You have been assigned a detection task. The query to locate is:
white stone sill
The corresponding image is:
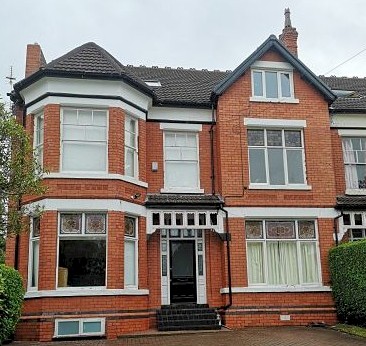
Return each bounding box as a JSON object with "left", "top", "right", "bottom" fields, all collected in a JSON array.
[
  {"left": 220, "top": 286, "right": 331, "bottom": 294},
  {"left": 43, "top": 172, "right": 148, "bottom": 188},
  {"left": 249, "top": 96, "right": 299, "bottom": 104},
  {"left": 25, "top": 288, "right": 149, "bottom": 299},
  {"left": 249, "top": 184, "right": 312, "bottom": 190},
  {"left": 160, "top": 188, "right": 204, "bottom": 194},
  {"left": 345, "top": 189, "right": 366, "bottom": 195}
]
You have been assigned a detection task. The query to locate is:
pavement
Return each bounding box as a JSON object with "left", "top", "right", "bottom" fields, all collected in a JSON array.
[{"left": 12, "top": 327, "right": 366, "bottom": 346}]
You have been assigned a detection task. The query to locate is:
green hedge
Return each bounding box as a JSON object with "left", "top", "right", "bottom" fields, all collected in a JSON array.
[
  {"left": 329, "top": 240, "right": 366, "bottom": 326},
  {"left": 0, "top": 264, "right": 24, "bottom": 343}
]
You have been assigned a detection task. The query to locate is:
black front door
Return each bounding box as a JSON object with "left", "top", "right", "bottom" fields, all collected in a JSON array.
[{"left": 170, "top": 240, "right": 196, "bottom": 304}]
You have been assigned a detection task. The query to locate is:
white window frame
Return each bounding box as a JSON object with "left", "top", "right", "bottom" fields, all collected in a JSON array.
[
  {"left": 246, "top": 219, "right": 322, "bottom": 288},
  {"left": 342, "top": 137, "right": 366, "bottom": 192},
  {"left": 54, "top": 318, "right": 105, "bottom": 338},
  {"left": 56, "top": 212, "right": 108, "bottom": 290},
  {"left": 250, "top": 61, "right": 298, "bottom": 103},
  {"left": 341, "top": 211, "right": 366, "bottom": 241},
  {"left": 247, "top": 127, "right": 309, "bottom": 189},
  {"left": 28, "top": 217, "right": 40, "bottom": 291},
  {"left": 60, "top": 108, "right": 108, "bottom": 173},
  {"left": 124, "top": 216, "right": 138, "bottom": 289},
  {"left": 124, "top": 115, "right": 139, "bottom": 179},
  {"left": 33, "top": 113, "right": 44, "bottom": 169},
  {"left": 162, "top": 131, "right": 203, "bottom": 193}
]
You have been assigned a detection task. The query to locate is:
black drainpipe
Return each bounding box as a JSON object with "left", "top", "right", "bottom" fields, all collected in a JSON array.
[
  {"left": 209, "top": 104, "right": 216, "bottom": 195},
  {"left": 334, "top": 210, "right": 343, "bottom": 246},
  {"left": 218, "top": 205, "right": 233, "bottom": 311}
]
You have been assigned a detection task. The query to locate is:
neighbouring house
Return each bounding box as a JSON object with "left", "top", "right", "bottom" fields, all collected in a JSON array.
[{"left": 6, "top": 9, "right": 365, "bottom": 341}]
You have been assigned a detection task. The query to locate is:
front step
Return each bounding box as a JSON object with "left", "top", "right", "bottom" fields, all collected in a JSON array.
[{"left": 157, "top": 304, "right": 221, "bottom": 331}]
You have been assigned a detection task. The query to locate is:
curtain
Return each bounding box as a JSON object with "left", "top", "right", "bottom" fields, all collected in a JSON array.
[
  {"left": 300, "top": 242, "right": 319, "bottom": 283},
  {"left": 267, "top": 242, "right": 298, "bottom": 285},
  {"left": 247, "top": 242, "right": 264, "bottom": 284},
  {"left": 343, "top": 140, "right": 358, "bottom": 188}
]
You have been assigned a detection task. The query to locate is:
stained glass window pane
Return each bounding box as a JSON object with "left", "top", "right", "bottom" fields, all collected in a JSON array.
[
  {"left": 85, "top": 214, "right": 106, "bottom": 234},
  {"left": 266, "top": 221, "right": 295, "bottom": 239},
  {"left": 125, "top": 217, "right": 136, "bottom": 237},
  {"left": 298, "top": 221, "right": 316, "bottom": 239},
  {"left": 267, "top": 130, "right": 282, "bottom": 146},
  {"left": 247, "top": 130, "right": 264, "bottom": 146},
  {"left": 285, "top": 131, "right": 301, "bottom": 147},
  {"left": 246, "top": 221, "right": 263, "bottom": 239},
  {"left": 60, "top": 214, "right": 82, "bottom": 234}
]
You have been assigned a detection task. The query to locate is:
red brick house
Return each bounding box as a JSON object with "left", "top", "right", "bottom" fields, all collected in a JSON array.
[{"left": 7, "top": 9, "right": 363, "bottom": 341}]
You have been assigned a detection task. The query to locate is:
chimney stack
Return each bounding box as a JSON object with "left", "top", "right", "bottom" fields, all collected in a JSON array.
[
  {"left": 279, "top": 8, "right": 298, "bottom": 56},
  {"left": 25, "top": 43, "right": 46, "bottom": 78}
]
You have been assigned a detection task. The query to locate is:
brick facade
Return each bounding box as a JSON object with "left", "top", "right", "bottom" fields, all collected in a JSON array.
[{"left": 8, "top": 26, "right": 342, "bottom": 341}]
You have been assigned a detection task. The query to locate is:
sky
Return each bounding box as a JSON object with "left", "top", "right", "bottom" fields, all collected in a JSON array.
[{"left": 1, "top": 0, "right": 366, "bottom": 104}]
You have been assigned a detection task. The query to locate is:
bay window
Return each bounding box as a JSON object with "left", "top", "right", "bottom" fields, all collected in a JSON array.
[
  {"left": 164, "top": 132, "right": 200, "bottom": 191},
  {"left": 342, "top": 212, "right": 366, "bottom": 240},
  {"left": 342, "top": 137, "right": 366, "bottom": 189},
  {"left": 248, "top": 128, "right": 306, "bottom": 187},
  {"left": 246, "top": 220, "right": 320, "bottom": 286},
  {"left": 58, "top": 213, "right": 107, "bottom": 288},
  {"left": 61, "top": 109, "right": 107, "bottom": 172},
  {"left": 124, "top": 216, "right": 138, "bottom": 288}
]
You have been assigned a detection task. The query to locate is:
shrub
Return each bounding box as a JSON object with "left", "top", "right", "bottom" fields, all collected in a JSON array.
[
  {"left": 329, "top": 240, "right": 366, "bottom": 326},
  {"left": 0, "top": 264, "right": 24, "bottom": 343}
]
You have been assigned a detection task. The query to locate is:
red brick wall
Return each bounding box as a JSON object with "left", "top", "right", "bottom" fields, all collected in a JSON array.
[
  {"left": 108, "top": 108, "right": 124, "bottom": 174},
  {"left": 331, "top": 129, "right": 346, "bottom": 195},
  {"left": 216, "top": 49, "right": 336, "bottom": 208}
]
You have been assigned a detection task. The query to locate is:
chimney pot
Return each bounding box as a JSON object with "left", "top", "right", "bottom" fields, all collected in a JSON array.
[{"left": 279, "top": 8, "right": 299, "bottom": 56}]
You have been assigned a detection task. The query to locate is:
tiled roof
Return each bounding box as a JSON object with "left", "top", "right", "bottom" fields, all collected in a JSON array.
[
  {"left": 320, "top": 76, "right": 366, "bottom": 112},
  {"left": 13, "top": 41, "right": 366, "bottom": 112},
  {"left": 336, "top": 195, "right": 366, "bottom": 209},
  {"left": 145, "top": 194, "right": 224, "bottom": 208},
  {"left": 124, "top": 65, "right": 229, "bottom": 107}
]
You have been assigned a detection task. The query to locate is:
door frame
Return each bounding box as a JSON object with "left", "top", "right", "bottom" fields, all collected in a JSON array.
[{"left": 160, "top": 229, "right": 207, "bottom": 305}]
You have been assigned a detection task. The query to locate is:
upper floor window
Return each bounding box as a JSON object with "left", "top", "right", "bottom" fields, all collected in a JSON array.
[
  {"left": 34, "top": 113, "right": 44, "bottom": 169},
  {"left": 125, "top": 116, "right": 138, "bottom": 178},
  {"left": 164, "top": 132, "right": 200, "bottom": 191},
  {"left": 250, "top": 61, "right": 297, "bottom": 103},
  {"left": 248, "top": 128, "right": 306, "bottom": 187},
  {"left": 61, "top": 109, "right": 107, "bottom": 172},
  {"left": 342, "top": 137, "right": 366, "bottom": 189}
]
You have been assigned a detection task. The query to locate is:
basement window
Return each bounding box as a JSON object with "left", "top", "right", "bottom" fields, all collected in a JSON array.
[{"left": 55, "top": 318, "right": 105, "bottom": 338}]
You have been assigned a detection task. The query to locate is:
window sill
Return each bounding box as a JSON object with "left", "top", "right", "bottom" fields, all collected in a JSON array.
[
  {"left": 43, "top": 172, "right": 148, "bottom": 188},
  {"left": 345, "top": 189, "right": 366, "bottom": 195},
  {"left": 160, "top": 188, "right": 204, "bottom": 194},
  {"left": 25, "top": 288, "right": 149, "bottom": 298},
  {"left": 249, "top": 96, "right": 299, "bottom": 104},
  {"left": 249, "top": 184, "right": 312, "bottom": 190},
  {"left": 220, "top": 286, "right": 331, "bottom": 294}
]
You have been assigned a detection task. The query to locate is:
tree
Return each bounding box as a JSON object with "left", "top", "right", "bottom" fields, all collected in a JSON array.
[{"left": 0, "top": 101, "right": 45, "bottom": 237}]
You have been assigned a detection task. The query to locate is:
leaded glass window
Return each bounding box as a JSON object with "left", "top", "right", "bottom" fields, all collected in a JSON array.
[
  {"left": 60, "top": 214, "right": 82, "bottom": 234},
  {"left": 86, "top": 214, "right": 106, "bottom": 234},
  {"left": 246, "top": 219, "right": 320, "bottom": 286}
]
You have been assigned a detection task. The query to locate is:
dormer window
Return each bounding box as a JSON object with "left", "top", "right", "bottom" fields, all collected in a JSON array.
[{"left": 250, "top": 61, "right": 298, "bottom": 103}]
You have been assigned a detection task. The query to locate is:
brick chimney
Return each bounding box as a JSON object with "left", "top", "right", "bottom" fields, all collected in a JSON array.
[
  {"left": 279, "top": 8, "right": 298, "bottom": 56},
  {"left": 25, "top": 43, "right": 46, "bottom": 78}
]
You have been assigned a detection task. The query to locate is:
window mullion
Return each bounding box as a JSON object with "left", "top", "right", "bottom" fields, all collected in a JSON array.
[
  {"left": 282, "top": 131, "right": 289, "bottom": 184},
  {"left": 295, "top": 222, "right": 303, "bottom": 285}
]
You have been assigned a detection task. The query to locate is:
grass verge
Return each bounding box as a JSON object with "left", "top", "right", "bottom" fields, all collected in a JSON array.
[{"left": 333, "top": 324, "right": 366, "bottom": 338}]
